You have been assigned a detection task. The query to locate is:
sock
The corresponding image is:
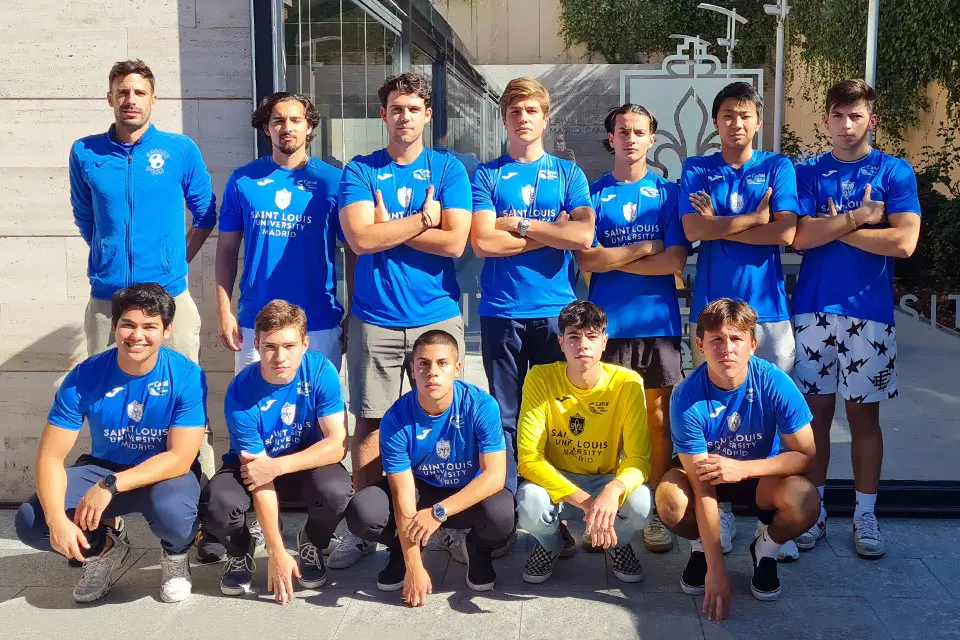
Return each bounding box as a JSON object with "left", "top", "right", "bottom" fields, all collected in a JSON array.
[
  {"left": 754, "top": 525, "right": 782, "bottom": 566},
  {"left": 854, "top": 491, "right": 877, "bottom": 519},
  {"left": 816, "top": 485, "right": 827, "bottom": 520},
  {"left": 690, "top": 538, "right": 703, "bottom": 553}
]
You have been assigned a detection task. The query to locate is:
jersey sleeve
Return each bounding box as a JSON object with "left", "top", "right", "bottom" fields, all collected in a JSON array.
[
  {"left": 438, "top": 155, "right": 472, "bottom": 211},
  {"left": 172, "top": 365, "right": 208, "bottom": 428},
  {"left": 678, "top": 158, "right": 704, "bottom": 216},
  {"left": 765, "top": 366, "right": 813, "bottom": 436},
  {"left": 47, "top": 366, "right": 85, "bottom": 431},
  {"left": 670, "top": 380, "right": 709, "bottom": 455},
  {"left": 885, "top": 159, "right": 922, "bottom": 216},
  {"left": 217, "top": 171, "right": 244, "bottom": 233},
  {"left": 563, "top": 164, "right": 593, "bottom": 211},
  {"left": 516, "top": 367, "right": 579, "bottom": 502},
  {"left": 313, "top": 359, "right": 346, "bottom": 418},
  {"left": 338, "top": 159, "right": 374, "bottom": 207},
  {"left": 662, "top": 182, "right": 690, "bottom": 249},
  {"left": 471, "top": 164, "right": 496, "bottom": 213},
  {"left": 614, "top": 377, "right": 652, "bottom": 502},
  {"left": 224, "top": 380, "right": 266, "bottom": 456},
  {"left": 379, "top": 408, "right": 412, "bottom": 475},
  {"left": 472, "top": 393, "right": 506, "bottom": 454},
  {"left": 795, "top": 161, "right": 818, "bottom": 218},
  {"left": 770, "top": 156, "right": 801, "bottom": 216}
]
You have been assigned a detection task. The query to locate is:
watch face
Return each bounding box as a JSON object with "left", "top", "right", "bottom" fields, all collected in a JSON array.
[{"left": 103, "top": 475, "right": 116, "bottom": 488}]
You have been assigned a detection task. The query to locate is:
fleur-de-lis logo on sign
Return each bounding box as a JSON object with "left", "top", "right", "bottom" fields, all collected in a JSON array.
[{"left": 650, "top": 88, "right": 721, "bottom": 180}]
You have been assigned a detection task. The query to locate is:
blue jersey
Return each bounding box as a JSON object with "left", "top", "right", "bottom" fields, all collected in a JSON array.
[
  {"left": 219, "top": 156, "right": 344, "bottom": 331},
  {"left": 379, "top": 380, "right": 506, "bottom": 489},
  {"left": 339, "top": 148, "right": 471, "bottom": 327},
  {"left": 224, "top": 351, "right": 344, "bottom": 460},
  {"left": 47, "top": 347, "right": 208, "bottom": 466},
  {"left": 587, "top": 172, "right": 689, "bottom": 338},
  {"left": 792, "top": 150, "right": 921, "bottom": 325},
  {"left": 679, "top": 150, "right": 800, "bottom": 323},
  {"left": 671, "top": 357, "right": 811, "bottom": 460},
  {"left": 472, "top": 153, "right": 593, "bottom": 318}
]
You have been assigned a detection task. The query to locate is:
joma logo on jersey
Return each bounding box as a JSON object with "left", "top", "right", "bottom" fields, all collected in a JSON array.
[
  {"left": 622, "top": 202, "right": 638, "bottom": 223},
  {"left": 275, "top": 189, "right": 292, "bottom": 210},
  {"left": 397, "top": 186, "right": 413, "bottom": 208},
  {"left": 435, "top": 439, "right": 451, "bottom": 460},
  {"left": 569, "top": 413, "right": 586, "bottom": 436},
  {"left": 521, "top": 185, "right": 536, "bottom": 207}
]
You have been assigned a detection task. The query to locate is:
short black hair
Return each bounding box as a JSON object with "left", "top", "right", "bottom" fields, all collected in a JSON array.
[
  {"left": 378, "top": 72, "right": 432, "bottom": 109},
  {"left": 109, "top": 59, "right": 155, "bottom": 91},
  {"left": 602, "top": 103, "right": 658, "bottom": 153},
  {"left": 558, "top": 301, "right": 607, "bottom": 334},
  {"left": 412, "top": 329, "right": 459, "bottom": 360},
  {"left": 251, "top": 92, "right": 320, "bottom": 144},
  {"left": 711, "top": 82, "right": 763, "bottom": 120},
  {"left": 111, "top": 283, "right": 176, "bottom": 329}
]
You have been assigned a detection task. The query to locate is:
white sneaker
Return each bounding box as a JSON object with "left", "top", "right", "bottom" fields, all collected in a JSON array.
[
  {"left": 853, "top": 512, "right": 885, "bottom": 559},
  {"left": 642, "top": 514, "right": 674, "bottom": 553},
  {"left": 72, "top": 531, "right": 130, "bottom": 603},
  {"left": 160, "top": 549, "right": 192, "bottom": 603},
  {"left": 436, "top": 528, "right": 468, "bottom": 564},
  {"left": 753, "top": 522, "right": 799, "bottom": 562},
  {"left": 796, "top": 516, "right": 827, "bottom": 550},
  {"left": 327, "top": 532, "right": 375, "bottom": 569},
  {"left": 719, "top": 504, "right": 736, "bottom": 554}
]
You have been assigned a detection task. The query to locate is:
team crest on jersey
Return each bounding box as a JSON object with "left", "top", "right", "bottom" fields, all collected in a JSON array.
[
  {"left": 727, "top": 412, "right": 742, "bottom": 433},
  {"left": 521, "top": 184, "right": 536, "bottom": 206},
  {"left": 413, "top": 168, "right": 431, "bottom": 180},
  {"left": 745, "top": 173, "right": 766, "bottom": 186},
  {"left": 729, "top": 192, "right": 744, "bottom": 213},
  {"left": 622, "top": 202, "right": 638, "bottom": 222},
  {"left": 435, "top": 439, "right": 451, "bottom": 460},
  {"left": 127, "top": 400, "right": 144, "bottom": 423},
  {"left": 860, "top": 165, "right": 879, "bottom": 177},
  {"left": 145, "top": 149, "right": 170, "bottom": 175},
  {"left": 275, "top": 189, "right": 292, "bottom": 210},
  {"left": 569, "top": 413, "right": 586, "bottom": 436},
  {"left": 147, "top": 380, "right": 170, "bottom": 397},
  {"left": 841, "top": 180, "right": 855, "bottom": 199},
  {"left": 538, "top": 169, "right": 558, "bottom": 180},
  {"left": 281, "top": 402, "right": 296, "bottom": 426},
  {"left": 397, "top": 186, "right": 413, "bottom": 208},
  {"left": 639, "top": 186, "right": 659, "bottom": 198}
]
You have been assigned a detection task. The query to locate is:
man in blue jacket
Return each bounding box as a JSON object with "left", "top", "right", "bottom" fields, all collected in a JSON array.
[{"left": 69, "top": 59, "right": 217, "bottom": 361}]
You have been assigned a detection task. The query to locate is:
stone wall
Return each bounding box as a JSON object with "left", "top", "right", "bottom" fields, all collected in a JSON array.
[{"left": 0, "top": 0, "right": 254, "bottom": 502}]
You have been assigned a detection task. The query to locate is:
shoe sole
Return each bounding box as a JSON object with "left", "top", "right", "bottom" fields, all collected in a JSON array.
[
  {"left": 328, "top": 546, "right": 375, "bottom": 570},
  {"left": 643, "top": 539, "right": 674, "bottom": 554},
  {"left": 751, "top": 585, "right": 782, "bottom": 601},
  {"left": 298, "top": 575, "right": 328, "bottom": 589},
  {"left": 376, "top": 580, "right": 404, "bottom": 592},
  {"left": 521, "top": 571, "right": 553, "bottom": 584},
  {"left": 612, "top": 569, "right": 644, "bottom": 584},
  {"left": 73, "top": 542, "right": 131, "bottom": 603},
  {"left": 680, "top": 580, "right": 705, "bottom": 596},
  {"left": 796, "top": 528, "right": 827, "bottom": 551},
  {"left": 219, "top": 582, "right": 253, "bottom": 596},
  {"left": 161, "top": 589, "right": 192, "bottom": 603},
  {"left": 466, "top": 577, "right": 495, "bottom": 592},
  {"left": 855, "top": 548, "right": 885, "bottom": 559}
]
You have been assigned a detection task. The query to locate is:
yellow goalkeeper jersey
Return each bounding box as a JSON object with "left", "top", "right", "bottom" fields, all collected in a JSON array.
[{"left": 517, "top": 361, "right": 651, "bottom": 503}]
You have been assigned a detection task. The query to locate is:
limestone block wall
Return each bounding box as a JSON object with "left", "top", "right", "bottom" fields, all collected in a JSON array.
[{"left": 0, "top": 0, "right": 255, "bottom": 503}]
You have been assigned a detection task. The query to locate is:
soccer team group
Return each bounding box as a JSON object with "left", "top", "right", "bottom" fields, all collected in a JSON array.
[{"left": 12, "top": 59, "right": 921, "bottom": 622}]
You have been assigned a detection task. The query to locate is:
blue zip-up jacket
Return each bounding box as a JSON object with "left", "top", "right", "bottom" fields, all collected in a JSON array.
[{"left": 69, "top": 123, "right": 217, "bottom": 300}]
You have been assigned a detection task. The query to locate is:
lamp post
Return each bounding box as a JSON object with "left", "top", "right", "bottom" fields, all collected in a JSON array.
[
  {"left": 697, "top": 3, "right": 749, "bottom": 78},
  {"left": 764, "top": 0, "right": 790, "bottom": 153},
  {"left": 865, "top": 0, "right": 880, "bottom": 144}
]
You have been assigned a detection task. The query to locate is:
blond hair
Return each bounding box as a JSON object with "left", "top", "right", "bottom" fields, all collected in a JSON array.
[
  {"left": 254, "top": 300, "right": 307, "bottom": 341},
  {"left": 499, "top": 77, "right": 550, "bottom": 120}
]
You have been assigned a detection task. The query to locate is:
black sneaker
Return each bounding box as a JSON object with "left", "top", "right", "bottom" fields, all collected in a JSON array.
[
  {"left": 749, "top": 538, "right": 782, "bottom": 601},
  {"left": 219, "top": 553, "right": 255, "bottom": 596},
  {"left": 297, "top": 530, "right": 328, "bottom": 589},
  {"left": 377, "top": 545, "right": 406, "bottom": 592},
  {"left": 194, "top": 525, "right": 227, "bottom": 565},
  {"left": 522, "top": 542, "right": 559, "bottom": 584},
  {"left": 559, "top": 522, "right": 577, "bottom": 558},
  {"left": 608, "top": 544, "right": 644, "bottom": 583},
  {"left": 69, "top": 517, "right": 130, "bottom": 568},
  {"left": 680, "top": 549, "right": 707, "bottom": 595},
  {"left": 460, "top": 538, "right": 496, "bottom": 592}
]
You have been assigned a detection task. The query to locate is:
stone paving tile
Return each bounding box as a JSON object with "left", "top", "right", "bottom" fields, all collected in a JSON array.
[
  {"left": 0, "top": 587, "right": 173, "bottom": 640},
  {"left": 332, "top": 590, "right": 522, "bottom": 640},
  {"left": 518, "top": 590, "right": 704, "bottom": 640},
  {"left": 827, "top": 518, "right": 960, "bottom": 560},
  {"left": 0, "top": 547, "right": 147, "bottom": 588},
  {"left": 923, "top": 558, "right": 960, "bottom": 598},
  {"left": 869, "top": 597, "right": 960, "bottom": 640},
  {"left": 777, "top": 554, "right": 948, "bottom": 599},
  {"left": 0, "top": 586, "right": 24, "bottom": 603},
  {"left": 699, "top": 595, "right": 892, "bottom": 640}
]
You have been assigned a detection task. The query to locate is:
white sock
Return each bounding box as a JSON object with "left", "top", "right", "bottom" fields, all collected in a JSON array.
[
  {"left": 690, "top": 538, "right": 703, "bottom": 553},
  {"left": 754, "top": 525, "right": 782, "bottom": 566},
  {"left": 854, "top": 492, "right": 877, "bottom": 519},
  {"left": 816, "top": 485, "right": 827, "bottom": 520}
]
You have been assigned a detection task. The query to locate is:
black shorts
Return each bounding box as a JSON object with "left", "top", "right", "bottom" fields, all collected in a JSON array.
[
  {"left": 668, "top": 457, "right": 774, "bottom": 522},
  {"left": 603, "top": 336, "right": 683, "bottom": 389}
]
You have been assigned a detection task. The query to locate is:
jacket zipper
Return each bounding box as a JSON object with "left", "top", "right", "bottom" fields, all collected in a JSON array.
[{"left": 126, "top": 152, "right": 134, "bottom": 286}]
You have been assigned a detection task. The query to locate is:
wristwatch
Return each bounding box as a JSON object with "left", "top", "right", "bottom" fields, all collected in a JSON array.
[
  {"left": 846, "top": 209, "right": 858, "bottom": 230},
  {"left": 431, "top": 503, "right": 448, "bottom": 523},
  {"left": 99, "top": 474, "right": 119, "bottom": 496},
  {"left": 517, "top": 218, "right": 532, "bottom": 238}
]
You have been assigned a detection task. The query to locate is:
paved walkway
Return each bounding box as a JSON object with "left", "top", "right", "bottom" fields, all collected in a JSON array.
[{"left": 1, "top": 510, "right": 959, "bottom": 639}]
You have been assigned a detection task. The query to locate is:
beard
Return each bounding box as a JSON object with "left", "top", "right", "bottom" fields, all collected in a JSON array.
[
  {"left": 116, "top": 108, "right": 148, "bottom": 129},
  {"left": 277, "top": 137, "right": 305, "bottom": 155}
]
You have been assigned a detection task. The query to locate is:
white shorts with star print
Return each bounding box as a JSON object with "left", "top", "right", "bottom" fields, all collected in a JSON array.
[{"left": 791, "top": 312, "right": 898, "bottom": 403}]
